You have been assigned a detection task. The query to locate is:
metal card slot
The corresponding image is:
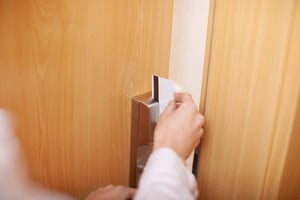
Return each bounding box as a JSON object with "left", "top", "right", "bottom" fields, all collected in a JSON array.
[{"left": 129, "top": 92, "right": 159, "bottom": 187}]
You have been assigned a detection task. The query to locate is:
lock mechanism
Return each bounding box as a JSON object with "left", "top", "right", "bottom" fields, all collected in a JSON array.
[{"left": 129, "top": 92, "right": 159, "bottom": 187}]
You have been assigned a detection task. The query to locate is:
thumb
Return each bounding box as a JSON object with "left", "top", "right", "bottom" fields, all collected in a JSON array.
[{"left": 160, "top": 100, "right": 176, "bottom": 117}]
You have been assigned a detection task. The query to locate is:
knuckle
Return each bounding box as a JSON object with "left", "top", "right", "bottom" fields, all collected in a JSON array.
[
  {"left": 196, "top": 114, "right": 205, "bottom": 125},
  {"left": 185, "top": 93, "right": 194, "bottom": 103},
  {"left": 199, "top": 128, "right": 204, "bottom": 137},
  {"left": 105, "top": 184, "right": 114, "bottom": 189},
  {"left": 115, "top": 185, "right": 124, "bottom": 190},
  {"left": 180, "top": 93, "right": 192, "bottom": 102},
  {"left": 193, "top": 135, "right": 201, "bottom": 146},
  {"left": 185, "top": 101, "right": 196, "bottom": 112},
  {"left": 185, "top": 93, "right": 192, "bottom": 99}
]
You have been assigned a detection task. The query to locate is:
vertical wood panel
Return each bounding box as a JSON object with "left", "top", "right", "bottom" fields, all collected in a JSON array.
[
  {"left": 198, "top": 0, "right": 300, "bottom": 199},
  {"left": 0, "top": 0, "right": 173, "bottom": 197},
  {"left": 276, "top": 95, "right": 300, "bottom": 200}
]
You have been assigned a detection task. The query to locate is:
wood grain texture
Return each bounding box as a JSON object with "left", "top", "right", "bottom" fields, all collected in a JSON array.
[
  {"left": 0, "top": 0, "right": 173, "bottom": 198},
  {"left": 277, "top": 94, "right": 300, "bottom": 200},
  {"left": 198, "top": 0, "right": 300, "bottom": 199}
]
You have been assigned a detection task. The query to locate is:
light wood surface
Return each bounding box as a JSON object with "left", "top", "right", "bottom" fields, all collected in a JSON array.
[
  {"left": 0, "top": 0, "right": 173, "bottom": 198},
  {"left": 198, "top": 0, "right": 300, "bottom": 199},
  {"left": 277, "top": 95, "right": 300, "bottom": 200}
]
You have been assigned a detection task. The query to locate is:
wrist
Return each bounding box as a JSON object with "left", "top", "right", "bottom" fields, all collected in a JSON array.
[{"left": 152, "top": 145, "right": 186, "bottom": 164}]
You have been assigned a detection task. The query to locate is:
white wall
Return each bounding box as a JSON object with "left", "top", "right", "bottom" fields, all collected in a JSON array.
[
  {"left": 168, "top": 0, "right": 210, "bottom": 170},
  {"left": 169, "top": 0, "right": 210, "bottom": 108}
]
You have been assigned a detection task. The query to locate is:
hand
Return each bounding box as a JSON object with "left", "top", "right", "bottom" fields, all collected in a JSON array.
[
  {"left": 153, "top": 93, "right": 204, "bottom": 160},
  {"left": 85, "top": 185, "right": 136, "bottom": 200}
]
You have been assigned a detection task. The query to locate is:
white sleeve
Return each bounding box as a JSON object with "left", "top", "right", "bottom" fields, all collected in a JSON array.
[{"left": 134, "top": 148, "right": 198, "bottom": 200}]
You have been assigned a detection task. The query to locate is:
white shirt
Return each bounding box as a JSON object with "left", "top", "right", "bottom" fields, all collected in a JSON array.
[
  {"left": 0, "top": 110, "right": 73, "bottom": 200},
  {"left": 0, "top": 109, "right": 198, "bottom": 200},
  {"left": 134, "top": 148, "right": 198, "bottom": 200}
]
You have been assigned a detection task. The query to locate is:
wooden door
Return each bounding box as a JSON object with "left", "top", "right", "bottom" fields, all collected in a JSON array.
[
  {"left": 0, "top": 1, "right": 173, "bottom": 198},
  {"left": 198, "top": 0, "right": 300, "bottom": 199}
]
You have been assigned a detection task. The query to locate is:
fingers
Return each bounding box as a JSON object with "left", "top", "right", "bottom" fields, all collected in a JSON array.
[
  {"left": 154, "top": 92, "right": 205, "bottom": 160},
  {"left": 191, "top": 114, "right": 204, "bottom": 152},
  {"left": 195, "top": 114, "right": 205, "bottom": 128},
  {"left": 160, "top": 93, "right": 195, "bottom": 119},
  {"left": 174, "top": 93, "right": 197, "bottom": 114},
  {"left": 120, "top": 187, "right": 136, "bottom": 199},
  {"left": 195, "top": 114, "right": 205, "bottom": 139},
  {"left": 110, "top": 185, "right": 136, "bottom": 200},
  {"left": 199, "top": 128, "right": 204, "bottom": 137},
  {"left": 160, "top": 100, "right": 176, "bottom": 117},
  {"left": 167, "top": 93, "right": 196, "bottom": 113},
  {"left": 174, "top": 93, "right": 193, "bottom": 104},
  {"left": 192, "top": 128, "right": 204, "bottom": 151},
  {"left": 102, "top": 184, "right": 114, "bottom": 191},
  {"left": 86, "top": 185, "right": 136, "bottom": 200}
]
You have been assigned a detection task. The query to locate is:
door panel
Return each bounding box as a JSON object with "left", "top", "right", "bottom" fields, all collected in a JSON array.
[
  {"left": 0, "top": 0, "right": 173, "bottom": 197},
  {"left": 198, "top": 0, "right": 300, "bottom": 199}
]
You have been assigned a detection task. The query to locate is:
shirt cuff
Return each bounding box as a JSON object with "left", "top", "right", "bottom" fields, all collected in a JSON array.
[{"left": 138, "top": 147, "right": 199, "bottom": 198}]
